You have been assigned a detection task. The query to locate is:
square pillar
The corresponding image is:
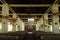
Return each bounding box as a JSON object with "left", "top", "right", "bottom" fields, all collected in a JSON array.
[
  {"left": 16, "top": 17, "right": 22, "bottom": 31},
  {"left": 52, "top": 14, "right": 59, "bottom": 33},
  {"left": 36, "top": 21, "right": 40, "bottom": 31},
  {"left": 39, "top": 17, "right": 44, "bottom": 31},
  {"left": 12, "top": 22, "right": 16, "bottom": 32},
  {"left": 12, "top": 13, "right": 17, "bottom": 32},
  {"left": 52, "top": 4, "right": 59, "bottom": 33},
  {"left": 43, "top": 13, "right": 49, "bottom": 32},
  {"left": 2, "top": 3, "right": 9, "bottom": 33}
]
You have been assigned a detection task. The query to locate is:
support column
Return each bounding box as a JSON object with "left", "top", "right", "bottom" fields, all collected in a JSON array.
[
  {"left": 16, "top": 17, "right": 21, "bottom": 31},
  {"left": 21, "top": 22, "right": 25, "bottom": 31},
  {"left": 43, "top": 13, "right": 49, "bottom": 32},
  {"left": 12, "top": 13, "right": 17, "bottom": 32},
  {"left": 39, "top": 16, "right": 44, "bottom": 31},
  {"left": 52, "top": 14, "right": 59, "bottom": 33},
  {"left": 52, "top": 4, "right": 59, "bottom": 33},
  {"left": 2, "top": 3, "right": 9, "bottom": 33},
  {"left": 12, "top": 22, "right": 16, "bottom": 31},
  {"left": 36, "top": 21, "right": 40, "bottom": 31}
]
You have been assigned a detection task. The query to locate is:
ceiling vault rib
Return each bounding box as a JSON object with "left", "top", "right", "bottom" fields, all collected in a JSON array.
[
  {"left": 0, "top": 0, "right": 16, "bottom": 13},
  {"left": 44, "top": 0, "right": 60, "bottom": 14}
]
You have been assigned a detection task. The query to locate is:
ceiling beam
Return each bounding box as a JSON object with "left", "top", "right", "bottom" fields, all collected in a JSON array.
[
  {"left": 21, "top": 18, "right": 39, "bottom": 19},
  {"left": 6, "top": 13, "right": 60, "bottom": 15},
  {"left": 21, "top": 18, "right": 52, "bottom": 19},
  {"left": 9, "top": 4, "right": 51, "bottom": 7},
  {"left": 8, "top": 17, "right": 52, "bottom": 20},
  {"left": 0, "top": 4, "right": 60, "bottom": 7},
  {"left": 0, "top": 13, "right": 55, "bottom": 16},
  {"left": 0, "top": 13, "right": 60, "bottom": 16},
  {"left": 24, "top": 22, "right": 36, "bottom": 23},
  {"left": 0, "top": 13, "right": 53, "bottom": 15},
  {"left": 0, "top": 4, "right": 51, "bottom": 7}
]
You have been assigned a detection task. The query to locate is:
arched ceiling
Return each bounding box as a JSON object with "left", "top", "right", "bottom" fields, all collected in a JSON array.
[{"left": 0, "top": 0, "right": 60, "bottom": 25}]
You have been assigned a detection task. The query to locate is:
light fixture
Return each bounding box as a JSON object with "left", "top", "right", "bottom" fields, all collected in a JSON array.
[{"left": 28, "top": 18, "right": 34, "bottom": 22}]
